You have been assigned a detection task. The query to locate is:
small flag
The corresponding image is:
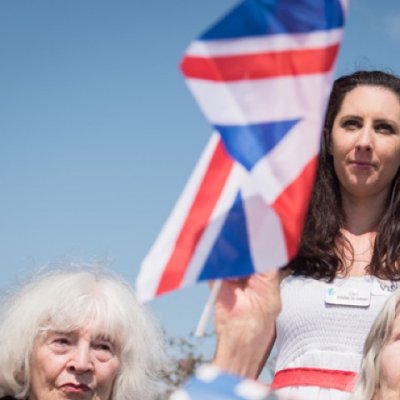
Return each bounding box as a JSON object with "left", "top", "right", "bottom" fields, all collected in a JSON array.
[
  {"left": 170, "top": 364, "right": 272, "bottom": 400},
  {"left": 136, "top": 0, "right": 348, "bottom": 301}
]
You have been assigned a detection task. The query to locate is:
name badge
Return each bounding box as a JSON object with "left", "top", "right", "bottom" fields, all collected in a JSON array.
[
  {"left": 371, "top": 279, "right": 400, "bottom": 296},
  {"left": 325, "top": 285, "right": 371, "bottom": 307}
]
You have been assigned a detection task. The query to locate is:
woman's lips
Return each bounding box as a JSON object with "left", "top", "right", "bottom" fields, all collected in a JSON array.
[
  {"left": 60, "top": 383, "right": 91, "bottom": 393},
  {"left": 349, "top": 160, "right": 375, "bottom": 170}
]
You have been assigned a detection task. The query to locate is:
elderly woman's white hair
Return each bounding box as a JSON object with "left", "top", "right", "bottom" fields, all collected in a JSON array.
[
  {"left": 0, "top": 265, "right": 167, "bottom": 400},
  {"left": 351, "top": 288, "right": 400, "bottom": 400}
]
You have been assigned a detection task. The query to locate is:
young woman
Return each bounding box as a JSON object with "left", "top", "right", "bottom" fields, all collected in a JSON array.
[{"left": 213, "top": 70, "right": 400, "bottom": 400}]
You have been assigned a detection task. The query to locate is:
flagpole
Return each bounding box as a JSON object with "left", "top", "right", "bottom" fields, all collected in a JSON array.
[{"left": 194, "top": 280, "right": 222, "bottom": 337}]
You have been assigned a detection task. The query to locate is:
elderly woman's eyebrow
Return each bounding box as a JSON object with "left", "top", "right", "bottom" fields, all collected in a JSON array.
[{"left": 94, "top": 336, "right": 112, "bottom": 342}]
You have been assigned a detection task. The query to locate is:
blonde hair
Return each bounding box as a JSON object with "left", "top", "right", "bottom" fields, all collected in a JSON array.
[
  {"left": 0, "top": 265, "right": 167, "bottom": 400},
  {"left": 351, "top": 289, "right": 400, "bottom": 400}
]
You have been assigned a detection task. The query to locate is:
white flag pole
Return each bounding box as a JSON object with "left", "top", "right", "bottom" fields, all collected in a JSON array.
[{"left": 194, "top": 280, "right": 222, "bottom": 337}]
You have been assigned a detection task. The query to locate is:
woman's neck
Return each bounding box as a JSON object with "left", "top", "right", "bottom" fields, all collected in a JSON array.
[
  {"left": 340, "top": 191, "right": 385, "bottom": 276},
  {"left": 341, "top": 189, "right": 385, "bottom": 235}
]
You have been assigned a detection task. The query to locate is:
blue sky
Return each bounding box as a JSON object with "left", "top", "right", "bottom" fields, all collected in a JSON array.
[{"left": 1, "top": 0, "right": 400, "bottom": 360}]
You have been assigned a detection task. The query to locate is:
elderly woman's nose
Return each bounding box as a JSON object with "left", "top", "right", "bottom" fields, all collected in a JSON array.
[{"left": 67, "top": 343, "right": 94, "bottom": 373}]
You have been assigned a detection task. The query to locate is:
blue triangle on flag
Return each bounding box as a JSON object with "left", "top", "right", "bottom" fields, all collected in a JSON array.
[
  {"left": 215, "top": 118, "right": 299, "bottom": 171},
  {"left": 199, "top": 0, "right": 344, "bottom": 39},
  {"left": 198, "top": 192, "right": 254, "bottom": 281}
]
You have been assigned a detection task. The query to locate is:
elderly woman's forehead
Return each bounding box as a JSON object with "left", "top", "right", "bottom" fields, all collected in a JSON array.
[{"left": 39, "top": 322, "right": 118, "bottom": 341}]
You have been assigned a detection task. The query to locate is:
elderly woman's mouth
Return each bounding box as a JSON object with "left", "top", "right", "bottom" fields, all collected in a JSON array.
[{"left": 60, "top": 383, "right": 92, "bottom": 393}]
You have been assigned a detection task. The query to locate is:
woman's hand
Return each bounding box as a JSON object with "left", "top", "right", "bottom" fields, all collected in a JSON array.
[{"left": 212, "top": 269, "right": 285, "bottom": 379}]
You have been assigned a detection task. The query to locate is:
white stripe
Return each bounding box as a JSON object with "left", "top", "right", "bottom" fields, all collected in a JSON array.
[
  {"left": 185, "top": 73, "right": 334, "bottom": 125},
  {"left": 185, "top": 29, "right": 343, "bottom": 57},
  {"left": 182, "top": 163, "right": 247, "bottom": 286},
  {"left": 196, "top": 364, "right": 221, "bottom": 382},
  {"left": 243, "top": 197, "right": 289, "bottom": 272},
  {"left": 135, "top": 134, "right": 220, "bottom": 302},
  {"left": 339, "top": 0, "right": 350, "bottom": 18},
  {"left": 169, "top": 390, "right": 191, "bottom": 400},
  {"left": 252, "top": 112, "right": 325, "bottom": 204},
  {"left": 234, "top": 379, "right": 269, "bottom": 400}
]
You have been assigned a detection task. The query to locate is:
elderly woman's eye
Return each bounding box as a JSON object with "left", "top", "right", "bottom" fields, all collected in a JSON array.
[
  {"left": 52, "top": 336, "right": 71, "bottom": 346},
  {"left": 93, "top": 341, "right": 113, "bottom": 353}
]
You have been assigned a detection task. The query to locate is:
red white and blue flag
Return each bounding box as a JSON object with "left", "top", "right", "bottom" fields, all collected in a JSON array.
[{"left": 136, "top": 0, "right": 349, "bottom": 302}]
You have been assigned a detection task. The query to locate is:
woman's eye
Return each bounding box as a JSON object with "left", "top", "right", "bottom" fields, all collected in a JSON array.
[
  {"left": 92, "top": 342, "right": 115, "bottom": 361},
  {"left": 342, "top": 119, "right": 360, "bottom": 130},
  {"left": 93, "top": 342, "right": 113, "bottom": 353},
  {"left": 52, "top": 337, "right": 71, "bottom": 346},
  {"left": 375, "top": 123, "right": 395, "bottom": 134},
  {"left": 95, "top": 343, "right": 110, "bottom": 351}
]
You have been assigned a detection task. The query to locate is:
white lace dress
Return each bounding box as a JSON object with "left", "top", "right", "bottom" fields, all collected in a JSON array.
[{"left": 272, "top": 275, "right": 399, "bottom": 400}]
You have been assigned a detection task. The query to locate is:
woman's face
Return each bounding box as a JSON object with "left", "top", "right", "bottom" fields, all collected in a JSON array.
[
  {"left": 29, "top": 326, "right": 120, "bottom": 400},
  {"left": 330, "top": 85, "right": 400, "bottom": 200},
  {"left": 376, "top": 312, "right": 400, "bottom": 399}
]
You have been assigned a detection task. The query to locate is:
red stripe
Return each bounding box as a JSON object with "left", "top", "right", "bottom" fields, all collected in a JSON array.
[
  {"left": 181, "top": 44, "right": 339, "bottom": 82},
  {"left": 271, "top": 157, "right": 318, "bottom": 260},
  {"left": 272, "top": 367, "right": 357, "bottom": 392},
  {"left": 156, "top": 140, "right": 234, "bottom": 296}
]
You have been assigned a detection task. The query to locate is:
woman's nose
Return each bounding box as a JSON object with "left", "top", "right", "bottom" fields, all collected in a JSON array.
[
  {"left": 355, "top": 126, "right": 373, "bottom": 153},
  {"left": 67, "top": 344, "right": 94, "bottom": 373}
]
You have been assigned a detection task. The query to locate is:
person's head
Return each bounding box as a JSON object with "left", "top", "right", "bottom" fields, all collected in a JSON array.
[
  {"left": 352, "top": 289, "right": 400, "bottom": 400},
  {"left": 322, "top": 70, "right": 400, "bottom": 201},
  {"left": 0, "top": 265, "right": 166, "bottom": 400},
  {"left": 324, "top": 71, "right": 400, "bottom": 139},
  {"left": 291, "top": 70, "right": 400, "bottom": 280}
]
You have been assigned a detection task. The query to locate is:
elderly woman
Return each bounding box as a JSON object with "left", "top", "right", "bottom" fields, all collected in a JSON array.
[
  {"left": 352, "top": 288, "right": 400, "bottom": 400},
  {"left": 0, "top": 266, "right": 166, "bottom": 400}
]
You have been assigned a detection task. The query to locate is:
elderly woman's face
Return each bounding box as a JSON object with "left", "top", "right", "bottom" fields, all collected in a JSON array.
[
  {"left": 376, "top": 313, "right": 400, "bottom": 399},
  {"left": 29, "top": 326, "right": 120, "bottom": 400}
]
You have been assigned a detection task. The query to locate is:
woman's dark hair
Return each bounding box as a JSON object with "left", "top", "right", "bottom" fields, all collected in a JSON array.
[{"left": 289, "top": 70, "right": 400, "bottom": 280}]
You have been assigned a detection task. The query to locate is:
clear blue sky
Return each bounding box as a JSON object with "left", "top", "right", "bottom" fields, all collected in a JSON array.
[{"left": 1, "top": 0, "right": 400, "bottom": 358}]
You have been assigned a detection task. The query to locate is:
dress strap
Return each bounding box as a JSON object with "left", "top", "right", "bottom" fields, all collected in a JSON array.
[{"left": 271, "top": 367, "right": 357, "bottom": 392}]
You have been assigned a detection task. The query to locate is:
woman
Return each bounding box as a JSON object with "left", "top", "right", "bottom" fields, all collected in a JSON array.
[
  {"left": 351, "top": 288, "right": 400, "bottom": 400},
  {"left": 213, "top": 70, "right": 400, "bottom": 399},
  {"left": 0, "top": 266, "right": 166, "bottom": 400}
]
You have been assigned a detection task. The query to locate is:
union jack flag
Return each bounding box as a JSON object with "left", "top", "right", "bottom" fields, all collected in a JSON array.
[{"left": 136, "top": 0, "right": 348, "bottom": 301}]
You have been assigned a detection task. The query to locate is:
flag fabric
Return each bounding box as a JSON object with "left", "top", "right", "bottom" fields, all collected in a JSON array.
[
  {"left": 169, "top": 364, "right": 273, "bottom": 400},
  {"left": 136, "top": 0, "right": 349, "bottom": 301}
]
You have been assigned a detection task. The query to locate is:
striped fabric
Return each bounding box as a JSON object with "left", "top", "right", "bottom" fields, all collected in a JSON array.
[{"left": 136, "top": 0, "right": 348, "bottom": 301}]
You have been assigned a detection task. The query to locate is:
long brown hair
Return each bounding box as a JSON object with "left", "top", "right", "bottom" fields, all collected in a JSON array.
[{"left": 289, "top": 70, "right": 400, "bottom": 280}]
